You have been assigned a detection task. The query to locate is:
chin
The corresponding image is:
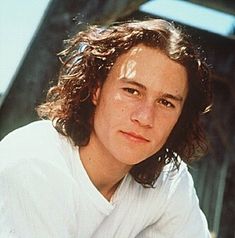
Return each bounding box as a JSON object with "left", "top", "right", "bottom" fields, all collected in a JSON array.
[{"left": 116, "top": 153, "right": 150, "bottom": 166}]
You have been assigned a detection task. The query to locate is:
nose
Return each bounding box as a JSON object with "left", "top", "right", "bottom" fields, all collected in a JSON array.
[{"left": 130, "top": 102, "right": 154, "bottom": 128}]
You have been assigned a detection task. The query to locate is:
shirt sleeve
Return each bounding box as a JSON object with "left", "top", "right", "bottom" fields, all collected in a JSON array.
[{"left": 136, "top": 168, "right": 211, "bottom": 238}]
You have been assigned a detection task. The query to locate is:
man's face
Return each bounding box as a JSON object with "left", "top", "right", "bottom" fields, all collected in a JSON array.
[{"left": 90, "top": 44, "right": 188, "bottom": 166}]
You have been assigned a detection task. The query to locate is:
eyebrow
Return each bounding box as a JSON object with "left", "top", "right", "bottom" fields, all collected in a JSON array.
[
  {"left": 120, "top": 77, "right": 184, "bottom": 102},
  {"left": 120, "top": 77, "right": 147, "bottom": 90},
  {"left": 162, "top": 93, "right": 183, "bottom": 102}
]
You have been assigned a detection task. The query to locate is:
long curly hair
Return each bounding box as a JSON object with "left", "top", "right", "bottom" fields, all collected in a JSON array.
[{"left": 37, "top": 19, "right": 212, "bottom": 187}]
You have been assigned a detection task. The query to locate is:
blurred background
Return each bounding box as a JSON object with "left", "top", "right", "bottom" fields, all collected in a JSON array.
[{"left": 0, "top": 0, "right": 234, "bottom": 237}]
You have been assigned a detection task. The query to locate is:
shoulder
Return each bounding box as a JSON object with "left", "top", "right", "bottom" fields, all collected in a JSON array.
[
  {"left": 155, "top": 161, "right": 198, "bottom": 214},
  {"left": 161, "top": 160, "right": 194, "bottom": 196},
  {"left": 0, "top": 120, "right": 56, "bottom": 161},
  {"left": 0, "top": 120, "right": 73, "bottom": 173},
  {"left": 126, "top": 161, "right": 197, "bottom": 216},
  {"left": 129, "top": 162, "right": 210, "bottom": 237},
  {"left": 0, "top": 120, "right": 78, "bottom": 199},
  {"left": 129, "top": 160, "right": 192, "bottom": 200},
  {"left": 1, "top": 120, "right": 57, "bottom": 146},
  {"left": 154, "top": 162, "right": 209, "bottom": 236}
]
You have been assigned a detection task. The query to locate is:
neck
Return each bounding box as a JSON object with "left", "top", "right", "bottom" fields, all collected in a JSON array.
[{"left": 79, "top": 134, "right": 131, "bottom": 201}]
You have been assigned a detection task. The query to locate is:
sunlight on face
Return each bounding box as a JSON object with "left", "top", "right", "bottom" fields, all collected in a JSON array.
[
  {"left": 119, "top": 47, "right": 143, "bottom": 80},
  {"left": 120, "top": 60, "right": 137, "bottom": 79}
]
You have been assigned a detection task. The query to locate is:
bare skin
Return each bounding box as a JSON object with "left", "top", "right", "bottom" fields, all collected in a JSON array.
[{"left": 79, "top": 44, "right": 188, "bottom": 201}]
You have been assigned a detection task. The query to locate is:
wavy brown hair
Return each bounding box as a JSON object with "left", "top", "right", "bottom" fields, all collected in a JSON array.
[{"left": 37, "top": 19, "right": 212, "bottom": 187}]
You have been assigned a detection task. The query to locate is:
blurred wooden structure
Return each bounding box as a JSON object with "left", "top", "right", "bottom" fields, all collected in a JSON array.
[{"left": 0, "top": 0, "right": 234, "bottom": 237}]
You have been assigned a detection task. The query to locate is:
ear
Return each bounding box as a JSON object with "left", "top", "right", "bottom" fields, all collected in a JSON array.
[{"left": 92, "top": 87, "right": 101, "bottom": 105}]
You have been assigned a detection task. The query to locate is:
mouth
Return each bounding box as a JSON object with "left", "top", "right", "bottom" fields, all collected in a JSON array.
[{"left": 120, "top": 131, "right": 150, "bottom": 143}]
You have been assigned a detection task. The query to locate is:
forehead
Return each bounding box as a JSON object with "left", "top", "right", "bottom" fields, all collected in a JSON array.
[
  {"left": 112, "top": 43, "right": 183, "bottom": 70},
  {"left": 104, "top": 43, "right": 188, "bottom": 99},
  {"left": 110, "top": 43, "right": 187, "bottom": 81}
]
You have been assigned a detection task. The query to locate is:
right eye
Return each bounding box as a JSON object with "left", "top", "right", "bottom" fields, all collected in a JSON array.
[{"left": 123, "top": 87, "right": 140, "bottom": 96}]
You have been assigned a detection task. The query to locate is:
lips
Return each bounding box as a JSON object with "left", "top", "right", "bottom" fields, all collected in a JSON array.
[{"left": 120, "top": 131, "right": 150, "bottom": 143}]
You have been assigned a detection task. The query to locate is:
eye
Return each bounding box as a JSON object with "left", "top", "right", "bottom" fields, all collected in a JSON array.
[
  {"left": 123, "top": 87, "right": 140, "bottom": 96},
  {"left": 159, "top": 99, "right": 175, "bottom": 108}
]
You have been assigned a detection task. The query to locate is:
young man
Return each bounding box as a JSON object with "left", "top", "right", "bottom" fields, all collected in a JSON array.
[{"left": 0, "top": 19, "right": 212, "bottom": 237}]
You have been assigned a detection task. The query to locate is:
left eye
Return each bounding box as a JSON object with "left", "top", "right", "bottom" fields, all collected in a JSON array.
[
  {"left": 159, "top": 99, "right": 174, "bottom": 108},
  {"left": 123, "top": 88, "right": 140, "bottom": 96}
]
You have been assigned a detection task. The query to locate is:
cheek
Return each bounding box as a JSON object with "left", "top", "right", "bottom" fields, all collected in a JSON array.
[
  {"left": 94, "top": 93, "right": 126, "bottom": 127},
  {"left": 109, "top": 92, "right": 133, "bottom": 116},
  {"left": 155, "top": 112, "right": 181, "bottom": 138}
]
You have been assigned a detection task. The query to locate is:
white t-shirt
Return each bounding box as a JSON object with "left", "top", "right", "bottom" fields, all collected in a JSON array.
[{"left": 0, "top": 120, "right": 210, "bottom": 238}]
